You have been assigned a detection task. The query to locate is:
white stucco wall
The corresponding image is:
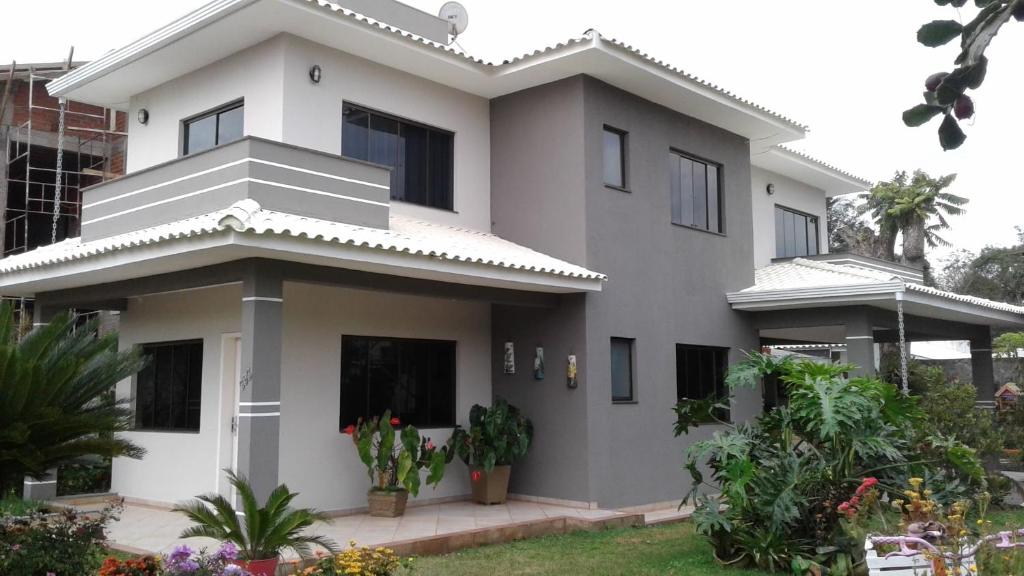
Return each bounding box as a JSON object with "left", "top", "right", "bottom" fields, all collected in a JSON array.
[
  {"left": 123, "top": 33, "right": 492, "bottom": 231},
  {"left": 112, "top": 284, "right": 242, "bottom": 505},
  {"left": 280, "top": 35, "right": 491, "bottom": 231},
  {"left": 279, "top": 282, "right": 491, "bottom": 512},
  {"left": 751, "top": 166, "right": 829, "bottom": 268},
  {"left": 126, "top": 36, "right": 287, "bottom": 173}
]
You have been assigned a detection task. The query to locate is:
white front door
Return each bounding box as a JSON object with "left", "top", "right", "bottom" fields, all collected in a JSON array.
[{"left": 217, "top": 334, "right": 242, "bottom": 500}]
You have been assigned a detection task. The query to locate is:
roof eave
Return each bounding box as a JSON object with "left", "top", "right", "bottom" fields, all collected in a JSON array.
[{"left": 752, "top": 146, "right": 872, "bottom": 197}]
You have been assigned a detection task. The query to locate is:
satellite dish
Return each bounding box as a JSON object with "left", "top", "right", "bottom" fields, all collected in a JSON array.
[{"left": 438, "top": 1, "right": 469, "bottom": 39}]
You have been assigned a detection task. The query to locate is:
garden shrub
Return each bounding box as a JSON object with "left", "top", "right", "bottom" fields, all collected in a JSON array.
[
  {"left": 916, "top": 375, "right": 1004, "bottom": 459},
  {"left": 0, "top": 501, "right": 121, "bottom": 576},
  {"left": 57, "top": 459, "right": 113, "bottom": 496},
  {"left": 297, "top": 542, "right": 410, "bottom": 575},
  {"left": 677, "top": 352, "right": 986, "bottom": 574}
]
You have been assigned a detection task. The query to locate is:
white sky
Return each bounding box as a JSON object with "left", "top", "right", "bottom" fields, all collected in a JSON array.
[{"left": 2, "top": 0, "right": 1021, "bottom": 262}]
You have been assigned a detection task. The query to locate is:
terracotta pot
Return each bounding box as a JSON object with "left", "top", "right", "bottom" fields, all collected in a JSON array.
[
  {"left": 231, "top": 557, "right": 279, "bottom": 576},
  {"left": 470, "top": 464, "right": 511, "bottom": 505},
  {"left": 367, "top": 488, "right": 409, "bottom": 517}
]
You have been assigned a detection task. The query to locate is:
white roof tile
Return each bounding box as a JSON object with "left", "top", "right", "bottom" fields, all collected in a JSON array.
[
  {"left": 740, "top": 258, "right": 1024, "bottom": 316},
  {"left": 0, "top": 199, "right": 605, "bottom": 283}
]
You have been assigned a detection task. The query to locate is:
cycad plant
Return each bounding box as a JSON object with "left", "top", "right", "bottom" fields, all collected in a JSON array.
[
  {"left": 0, "top": 303, "right": 146, "bottom": 495},
  {"left": 173, "top": 470, "right": 337, "bottom": 561}
]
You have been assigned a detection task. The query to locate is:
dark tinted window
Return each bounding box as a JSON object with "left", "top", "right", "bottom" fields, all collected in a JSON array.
[
  {"left": 774, "top": 205, "right": 820, "bottom": 258},
  {"left": 670, "top": 151, "right": 722, "bottom": 233},
  {"left": 342, "top": 105, "right": 454, "bottom": 210},
  {"left": 340, "top": 336, "right": 456, "bottom": 429},
  {"left": 603, "top": 127, "right": 626, "bottom": 188},
  {"left": 675, "top": 344, "right": 729, "bottom": 421},
  {"left": 610, "top": 337, "right": 635, "bottom": 402},
  {"left": 183, "top": 102, "right": 244, "bottom": 155},
  {"left": 136, "top": 340, "right": 203, "bottom": 432}
]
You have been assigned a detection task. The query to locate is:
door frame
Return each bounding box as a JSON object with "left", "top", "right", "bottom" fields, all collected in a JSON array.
[{"left": 216, "top": 333, "right": 242, "bottom": 499}]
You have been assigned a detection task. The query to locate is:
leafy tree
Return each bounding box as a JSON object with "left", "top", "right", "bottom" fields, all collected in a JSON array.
[
  {"left": 859, "top": 170, "right": 967, "bottom": 269},
  {"left": 0, "top": 303, "right": 145, "bottom": 495},
  {"left": 826, "top": 197, "right": 881, "bottom": 256},
  {"left": 938, "top": 226, "right": 1024, "bottom": 304},
  {"left": 904, "top": 0, "right": 1024, "bottom": 150},
  {"left": 994, "top": 331, "right": 1024, "bottom": 384}
]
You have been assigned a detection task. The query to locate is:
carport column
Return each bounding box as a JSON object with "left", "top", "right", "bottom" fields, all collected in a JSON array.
[
  {"left": 845, "top": 316, "right": 876, "bottom": 377},
  {"left": 970, "top": 330, "right": 995, "bottom": 404},
  {"left": 23, "top": 300, "right": 62, "bottom": 501},
  {"left": 237, "top": 265, "right": 284, "bottom": 503}
]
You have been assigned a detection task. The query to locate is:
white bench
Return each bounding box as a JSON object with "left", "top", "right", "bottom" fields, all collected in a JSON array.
[{"left": 865, "top": 537, "right": 970, "bottom": 576}]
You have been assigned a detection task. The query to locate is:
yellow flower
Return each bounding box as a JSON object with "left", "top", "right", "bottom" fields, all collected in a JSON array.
[{"left": 908, "top": 477, "right": 924, "bottom": 489}]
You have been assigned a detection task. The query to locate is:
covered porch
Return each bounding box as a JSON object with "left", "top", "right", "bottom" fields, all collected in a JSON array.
[{"left": 728, "top": 258, "right": 1024, "bottom": 402}]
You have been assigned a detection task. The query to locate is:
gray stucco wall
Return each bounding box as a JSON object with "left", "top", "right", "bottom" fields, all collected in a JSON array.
[
  {"left": 491, "top": 296, "right": 592, "bottom": 504},
  {"left": 490, "top": 75, "right": 761, "bottom": 509},
  {"left": 580, "top": 77, "right": 760, "bottom": 508}
]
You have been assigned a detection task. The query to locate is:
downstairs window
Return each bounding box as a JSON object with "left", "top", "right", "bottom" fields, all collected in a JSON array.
[{"left": 135, "top": 340, "right": 203, "bottom": 432}]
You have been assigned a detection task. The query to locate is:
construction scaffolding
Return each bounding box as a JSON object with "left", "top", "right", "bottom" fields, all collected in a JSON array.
[{"left": 0, "top": 59, "right": 128, "bottom": 324}]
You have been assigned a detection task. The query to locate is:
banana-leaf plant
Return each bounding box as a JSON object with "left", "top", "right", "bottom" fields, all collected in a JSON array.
[
  {"left": 346, "top": 411, "right": 452, "bottom": 495},
  {"left": 449, "top": 398, "right": 533, "bottom": 472}
]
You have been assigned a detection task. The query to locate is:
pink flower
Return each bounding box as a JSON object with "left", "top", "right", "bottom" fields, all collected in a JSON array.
[{"left": 426, "top": 440, "right": 435, "bottom": 450}]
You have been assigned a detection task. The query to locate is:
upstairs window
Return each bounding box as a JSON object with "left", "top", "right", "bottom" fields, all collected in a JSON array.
[
  {"left": 603, "top": 126, "right": 627, "bottom": 189},
  {"left": 183, "top": 101, "right": 243, "bottom": 155},
  {"left": 670, "top": 151, "right": 722, "bottom": 233},
  {"left": 675, "top": 344, "right": 729, "bottom": 422},
  {"left": 135, "top": 340, "right": 203, "bottom": 432},
  {"left": 775, "top": 205, "right": 819, "bottom": 258},
  {"left": 339, "top": 335, "right": 456, "bottom": 429},
  {"left": 342, "top": 105, "right": 454, "bottom": 211}
]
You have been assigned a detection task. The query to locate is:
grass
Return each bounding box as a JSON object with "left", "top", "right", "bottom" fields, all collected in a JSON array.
[
  {"left": 407, "top": 508, "right": 1024, "bottom": 576},
  {"left": 0, "top": 493, "right": 47, "bottom": 517},
  {"left": 407, "top": 521, "right": 768, "bottom": 576}
]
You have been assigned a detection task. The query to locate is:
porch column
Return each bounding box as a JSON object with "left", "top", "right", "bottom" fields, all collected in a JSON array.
[
  {"left": 24, "top": 301, "right": 61, "bottom": 500},
  {"left": 970, "top": 330, "right": 995, "bottom": 404},
  {"left": 845, "top": 316, "right": 876, "bottom": 377},
  {"left": 237, "top": 264, "right": 284, "bottom": 503}
]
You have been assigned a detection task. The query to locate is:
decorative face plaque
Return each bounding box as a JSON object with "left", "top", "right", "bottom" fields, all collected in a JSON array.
[
  {"left": 503, "top": 342, "right": 515, "bottom": 375},
  {"left": 533, "top": 347, "right": 545, "bottom": 380}
]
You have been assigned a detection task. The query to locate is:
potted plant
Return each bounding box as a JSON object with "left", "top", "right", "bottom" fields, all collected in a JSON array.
[
  {"left": 173, "top": 470, "right": 337, "bottom": 576},
  {"left": 346, "top": 411, "right": 452, "bottom": 517},
  {"left": 449, "top": 398, "right": 533, "bottom": 505}
]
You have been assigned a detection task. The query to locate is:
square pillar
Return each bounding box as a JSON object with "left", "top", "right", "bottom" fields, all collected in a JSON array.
[
  {"left": 970, "top": 330, "right": 995, "bottom": 403},
  {"left": 845, "top": 316, "right": 876, "bottom": 377},
  {"left": 22, "top": 469, "right": 58, "bottom": 501},
  {"left": 237, "top": 264, "right": 284, "bottom": 503}
]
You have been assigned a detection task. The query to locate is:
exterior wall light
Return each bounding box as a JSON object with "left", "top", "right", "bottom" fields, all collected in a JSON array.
[
  {"left": 137, "top": 108, "right": 149, "bottom": 125},
  {"left": 309, "top": 64, "right": 322, "bottom": 84},
  {"left": 766, "top": 183, "right": 775, "bottom": 195}
]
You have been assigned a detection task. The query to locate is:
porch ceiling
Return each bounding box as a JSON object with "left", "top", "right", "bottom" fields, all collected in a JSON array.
[{"left": 0, "top": 199, "right": 605, "bottom": 297}]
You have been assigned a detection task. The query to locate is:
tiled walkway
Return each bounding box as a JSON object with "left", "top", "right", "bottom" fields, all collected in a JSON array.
[{"left": 89, "top": 497, "right": 692, "bottom": 559}]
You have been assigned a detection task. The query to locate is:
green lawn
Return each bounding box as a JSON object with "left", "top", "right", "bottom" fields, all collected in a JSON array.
[
  {"left": 407, "top": 521, "right": 767, "bottom": 576},
  {"left": 408, "top": 508, "right": 1024, "bottom": 576}
]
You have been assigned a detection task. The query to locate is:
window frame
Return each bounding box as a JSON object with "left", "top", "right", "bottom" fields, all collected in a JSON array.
[
  {"left": 181, "top": 100, "right": 244, "bottom": 156},
  {"left": 610, "top": 337, "right": 637, "bottom": 404},
  {"left": 675, "top": 343, "right": 730, "bottom": 423},
  {"left": 773, "top": 204, "right": 821, "bottom": 259},
  {"left": 669, "top": 149, "right": 725, "bottom": 235},
  {"left": 338, "top": 334, "right": 457, "bottom": 431},
  {"left": 341, "top": 103, "right": 456, "bottom": 212},
  {"left": 133, "top": 339, "right": 204, "bottom": 433},
  {"left": 603, "top": 125, "right": 629, "bottom": 192}
]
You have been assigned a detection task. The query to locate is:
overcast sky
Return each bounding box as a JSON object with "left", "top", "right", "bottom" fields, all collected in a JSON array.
[{"left": 2, "top": 0, "right": 1021, "bottom": 264}]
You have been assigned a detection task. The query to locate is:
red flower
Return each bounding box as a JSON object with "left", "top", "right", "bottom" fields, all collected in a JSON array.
[
  {"left": 471, "top": 470, "right": 482, "bottom": 483},
  {"left": 390, "top": 417, "right": 401, "bottom": 426},
  {"left": 343, "top": 424, "right": 356, "bottom": 435},
  {"left": 837, "top": 502, "right": 850, "bottom": 513},
  {"left": 850, "top": 496, "right": 861, "bottom": 507}
]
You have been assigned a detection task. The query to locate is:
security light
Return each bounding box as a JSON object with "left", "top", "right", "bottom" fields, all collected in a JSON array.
[{"left": 309, "top": 65, "right": 322, "bottom": 84}]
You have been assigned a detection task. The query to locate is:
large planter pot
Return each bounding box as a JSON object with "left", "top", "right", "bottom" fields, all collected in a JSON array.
[
  {"left": 367, "top": 488, "right": 409, "bottom": 517},
  {"left": 231, "top": 557, "right": 279, "bottom": 576},
  {"left": 470, "top": 464, "right": 511, "bottom": 505}
]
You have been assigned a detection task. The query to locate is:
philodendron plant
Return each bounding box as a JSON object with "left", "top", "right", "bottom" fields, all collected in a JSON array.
[
  {"left": 450, "top": 398, "right": 533, "bottom": 471},
  {"left": 347, "top": 411, "right": 452, "bottom": 496}
]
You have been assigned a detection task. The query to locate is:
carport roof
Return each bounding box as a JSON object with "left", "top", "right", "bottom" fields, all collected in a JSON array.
[{"left": 728, "top": 258, "right": 1024, "bottom": 328}]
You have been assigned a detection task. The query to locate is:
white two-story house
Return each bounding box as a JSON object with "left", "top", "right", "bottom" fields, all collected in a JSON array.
[{"left": 3, "top": 0, "right": 1022, "bottom": 512}]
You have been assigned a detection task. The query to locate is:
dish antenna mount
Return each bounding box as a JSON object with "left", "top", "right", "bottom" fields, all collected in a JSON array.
[{"left": 439, "top": 1, "right": 469, "bottom": 41}]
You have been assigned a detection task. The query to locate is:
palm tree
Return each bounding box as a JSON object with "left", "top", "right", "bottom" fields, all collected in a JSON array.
[
  {"left": 859, "top": 170, "right": 967, "bottom": 269},
  {"left": 174, "top": 470, "right": 337, "bottom": 561},
  {"left": 0, "top": 303, "right": 146, "bottom": 495}
]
